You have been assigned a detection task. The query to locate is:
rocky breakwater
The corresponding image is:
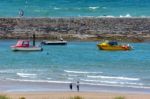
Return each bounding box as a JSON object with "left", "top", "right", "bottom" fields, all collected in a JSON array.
[{"left": 0, "top": 18, "right": 150, "bottom": 42}]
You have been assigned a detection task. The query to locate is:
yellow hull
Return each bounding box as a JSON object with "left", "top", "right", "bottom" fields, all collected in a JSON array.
[{"left": 97, "top": 44, "right": 132, "bottom": 51}]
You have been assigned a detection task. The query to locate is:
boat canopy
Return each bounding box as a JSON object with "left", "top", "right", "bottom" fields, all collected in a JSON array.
[
  {"left": 16, "top": 40, "right": 30, "bottom": 47},
  {"left": 108, "top": 41, "right": 118, "bottom": 46}
]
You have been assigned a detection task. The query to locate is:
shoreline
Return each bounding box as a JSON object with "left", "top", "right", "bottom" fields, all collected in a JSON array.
[
  {"left": 1, "top": 80, "right": 150, "bottom": 94},
  {"left": 1, "top": 80, "right": 150, "bottom": 99},
  {"left": 1, "top": 16, "right": 150, "bottom": 18}
]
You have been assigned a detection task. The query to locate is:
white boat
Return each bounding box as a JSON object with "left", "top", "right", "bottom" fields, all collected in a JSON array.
[
  {"left": 11, "top": 40, "right": 43, "bottom": 51},
  {"left": 42, "top": 40, "right": 67, "bottom": 45}
]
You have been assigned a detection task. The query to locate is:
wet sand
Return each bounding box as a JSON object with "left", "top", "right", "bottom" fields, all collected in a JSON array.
[
  {"left": 0, "top": 80, "right": 150, "bottom": 93},
  {"left": 0, "top": 80, "right": 150, "bottom": 99}
]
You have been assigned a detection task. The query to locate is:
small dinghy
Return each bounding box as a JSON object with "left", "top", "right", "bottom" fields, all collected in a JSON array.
[{"left": 41, "top": 38, "right": 67, "bottom": 45}]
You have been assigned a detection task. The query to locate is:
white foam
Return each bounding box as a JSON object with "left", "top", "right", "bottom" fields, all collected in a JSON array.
[
  {"left": 98, "top": 15, "right": 115, "bottom": 18},
  {"left": 141, "top": 15, "right": 146, "bottom": 18},
  {"left": 81, "top": 79, "right": 143, "bottom": 86},
  {"left": 5, "top": 78, "right": 149, "bottom": 89},
  {"left": 47, "top": 78, "right": 52, "bottom": 80},
  {"left": 0, "top": 69, "right": 27, "bottom": 74},
  {"left": 105, "top": 15, "right": 115, "bottom": 18},
  {"left": 81, "top": 82, "right": 148, "bottom": 89},
  {"left": 0, "top": 69, "right": 24, "bottom": 73},
  {"left": 68, "top": 77, "right": 74, "bottom": 80},
  {"left": 17, "top": 73, "right": 37, "bottom": 78},
  {"left": 7, "top": 78, "right": 71, "bottom": 84},
  {"left": 54, "top": 7, "right": 60, "bottom": 10},
  {"left": 119, "top": 13, "right": 131, "bottom": 18},
  {"left": 68, "top": 74, "right": 78, "bottom": 77},
  {"left": 89, "top": 6, "right": 99, "bottom": 10},
  {"left": 81, "top": 79, "right": 119, "bottom": 84},
  {"left": 87, "top": 75, "right": 139, "bottom": 81},
  {"left": 64, "top": 70, "right": 102, "bottom": 74}
]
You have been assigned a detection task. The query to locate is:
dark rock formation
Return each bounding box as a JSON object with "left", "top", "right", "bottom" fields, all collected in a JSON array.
[{"left": 0, "top": 18, "right": 150, "bottom": 42}]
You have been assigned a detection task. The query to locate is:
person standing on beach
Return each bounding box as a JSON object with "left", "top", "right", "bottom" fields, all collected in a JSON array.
[
  {"left": 76, "top": 81, "right": 80, "bottom": 92},
  {"left": 69, "top": 83, "right": 73, "bottom": 91}
]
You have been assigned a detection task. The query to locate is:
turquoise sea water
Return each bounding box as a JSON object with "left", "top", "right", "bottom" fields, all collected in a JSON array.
[
  {"left": 0, "top": 0, "right": 150, "bottom": 17},
  {"left": 0, "top": 40, "right": 150, "bottom": 89}
]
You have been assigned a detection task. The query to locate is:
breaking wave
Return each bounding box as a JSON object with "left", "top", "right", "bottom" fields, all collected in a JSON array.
[
  {"left": 64, "top": 70, "right": 103, "bottom": 74},
  {"left": 87, "top": 75, "right": 140, "bottom": 81},
  {"left": 17, "top": 73, "right": 37, "bottom": 78}
]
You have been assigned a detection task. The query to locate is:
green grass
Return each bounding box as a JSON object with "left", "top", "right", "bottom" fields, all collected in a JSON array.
[
  {"left": 0, "top": 95, "right": 9, "bottom": 99},
  {"left": 69, "top": 96, "right": 84, "bottom": 99},
  {"left": 114, "top": 96, "right": 125, "bottom": 99},
  {"left": 19, "top": 97, "right": 26, "bottom": 99}
]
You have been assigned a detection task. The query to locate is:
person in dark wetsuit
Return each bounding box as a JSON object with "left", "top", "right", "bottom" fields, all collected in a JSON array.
[
  {"left": 69, "top": 83, "right": 73, "bottom": 91},
  {"left": 19, "top": 9, "right": 24, "bottom": 17},
  {"left": 76, "top": 81, "right": 79, "bottom": 92}
]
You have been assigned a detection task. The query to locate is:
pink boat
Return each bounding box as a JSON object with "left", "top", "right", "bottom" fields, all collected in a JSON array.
[{"left": 11, "top": 40, "right": 43, "bottom": 51}]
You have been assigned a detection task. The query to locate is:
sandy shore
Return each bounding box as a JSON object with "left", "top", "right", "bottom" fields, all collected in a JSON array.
[
  {"left": 1, "top": 91, "right": 150, "bottom": 99},
  {"left": 0, "top": 80, "right": 150, "bottom": 99}
]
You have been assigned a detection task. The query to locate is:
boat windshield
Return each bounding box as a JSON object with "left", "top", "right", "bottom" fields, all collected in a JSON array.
[
  {"left": 108, "top": 41, "right": 118, "bottom": 46},
  {"left": 22, "top": 41, "right": 29, "bottom": 47},
  {"left": 16, "top": 40, "right": 29, "bottom": 47},
  {"left": 16, "top": 41, "right": 23, "bottom": 46}
]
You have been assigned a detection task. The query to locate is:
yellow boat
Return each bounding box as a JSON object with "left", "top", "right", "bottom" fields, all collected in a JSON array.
[{"left": 97, "top": 41, "right": 132, "bottom": 51}]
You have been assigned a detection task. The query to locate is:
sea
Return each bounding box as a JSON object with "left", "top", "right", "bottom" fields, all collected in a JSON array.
[
  {"left": 0, "top": 0, "right": 150, "bottom": 92},
  {"left": 0, "top": 40, "right": 150, "bottom": 90},
  {"left": 0, "top": 0, "right": 150, "bottom": 18}
]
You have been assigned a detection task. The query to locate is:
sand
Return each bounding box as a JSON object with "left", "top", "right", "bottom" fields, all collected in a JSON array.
[
  {"left": 1, "top": 80, "right": 150, "bottom": 99},
  {"left": 2, "top": 91, "right": 150, "bottom": 99}
]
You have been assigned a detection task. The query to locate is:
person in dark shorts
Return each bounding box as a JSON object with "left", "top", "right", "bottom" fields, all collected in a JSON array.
[
  {"left": 76, "top": 81, "right": 79, "bottom": 92},
  {"left": 69, "top": 83, "right": 73, "bottom": 91}
]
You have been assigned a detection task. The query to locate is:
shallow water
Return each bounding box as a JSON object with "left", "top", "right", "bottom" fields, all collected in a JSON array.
[{"left": 0, "top": 40, "right": 150, "bottom": 89}]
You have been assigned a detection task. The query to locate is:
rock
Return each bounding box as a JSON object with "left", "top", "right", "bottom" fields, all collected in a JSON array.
[{"left": 0, "top": 18, "right": 149, "bottom": 42}]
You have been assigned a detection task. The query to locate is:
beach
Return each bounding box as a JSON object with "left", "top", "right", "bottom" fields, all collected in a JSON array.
[
  {"left": 1, "top": 80, "right": 150, "bottom": 99},
  {"left": 4, "top": 92, "right": 150, "bottom": 99},
  {"left": 1, "top": 78, "right": 150, "bottom": 99}
]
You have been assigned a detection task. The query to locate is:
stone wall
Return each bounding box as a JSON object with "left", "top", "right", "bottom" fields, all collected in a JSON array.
[{"left": 0, "top": 18, "right": 150, "bottom": 41}]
